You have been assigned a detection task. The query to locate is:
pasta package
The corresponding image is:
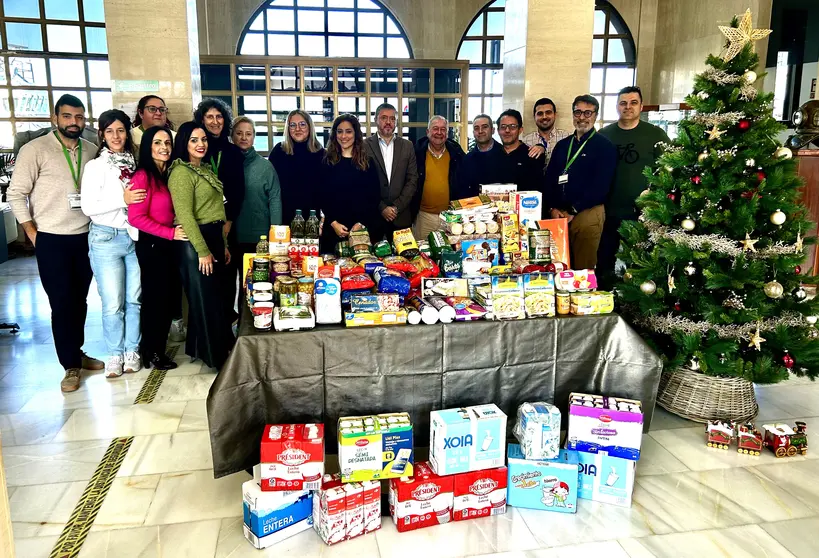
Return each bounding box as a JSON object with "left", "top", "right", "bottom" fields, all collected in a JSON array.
[
  {"left": 490, "top": 275, "right": 526, "bottom": 320},
  {"left": 382, "top": 255, "right": 418, "bottom": 274},
  {"left": 523, "top": 273, "right": 556, "bottom": 318},
  {"left": 374, "top": 267, "right": 411, "bottom": 296},
  {"left": 393, "top": 228, "right": 420, "bottom": 259},
  {"left": 443, "top": 297, "right": 488, "bottom": 321},
  {"left": 341, "top": 273, "right": 375, "bottom": 291},
  {"left": 407, "top": 253, "right": 439, "bottom": 289}
]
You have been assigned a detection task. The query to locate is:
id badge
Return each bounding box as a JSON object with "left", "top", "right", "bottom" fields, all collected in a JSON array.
[
  {"left": 558, "top": 174, "right": 569, "bottom": 185},
  {"left": 68, "top": 192, "right": 82, "bottom": 210}
]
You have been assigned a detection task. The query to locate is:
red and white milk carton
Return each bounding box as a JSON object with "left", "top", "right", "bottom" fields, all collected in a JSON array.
[
  {"left": 343, "top": 482, "right": 364, "bottom": 539},
  {"left": 452, "top": 466, "right": 507, "bottom": 521},
  {"left": 259, "top": 424, "right": 324, "bottom": 491},
  {"left": 389, "top": 461, "right": 454, "bottom": 533},
  {"left": 361, "top": 480, "right": 382, "bottom": 533},
  {"left": 313, "top": 474, "right": 380, "bottom": 545}
]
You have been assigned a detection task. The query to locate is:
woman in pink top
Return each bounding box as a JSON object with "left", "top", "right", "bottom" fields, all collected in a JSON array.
[{"left": 128, "top": 126, "right": 188, "bottom": 370}]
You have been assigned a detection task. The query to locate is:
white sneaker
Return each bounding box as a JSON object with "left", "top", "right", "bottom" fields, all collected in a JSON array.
[
  {"left": 169, "top": 319, "right": 187, "bottom": 342},
  {"left": 124, "top": 351, "right": 142, "bottom": 374},
  {"left": 105, "top": 355, "right": 124, "bottom": 378}
]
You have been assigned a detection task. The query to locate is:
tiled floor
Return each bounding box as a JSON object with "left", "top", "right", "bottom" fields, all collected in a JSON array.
[{"left": 2, "top": 254, "right": 818, "bottom": 557}]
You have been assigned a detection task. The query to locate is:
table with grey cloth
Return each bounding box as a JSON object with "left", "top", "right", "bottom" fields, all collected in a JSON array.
[{"left": 208, "top": 308, "right": 662, "bottom": 478}]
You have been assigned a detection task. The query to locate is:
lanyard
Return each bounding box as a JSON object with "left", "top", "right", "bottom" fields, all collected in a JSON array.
[
  {"left": 209, "top": 151, "right": 222, "bottom": 176},
  {"left": 564, "top": 129, "right": 595, "bottom": 173},
  {"left": 54, "top": 131, "right": 82, "bottom": 190}
]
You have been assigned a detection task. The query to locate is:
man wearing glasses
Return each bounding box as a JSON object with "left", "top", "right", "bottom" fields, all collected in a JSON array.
[
  {"left": 544, "top": 95, "right": 617, "bottom": 269},
  {"left": 457, "top": 114, "right": 511, "bottom": 198},
  {"left": 597, "top": 86, "right": 669, "bottom": 289},
  {"left": 522, "top": 98, "right": 568, "bottom": 169},
  {"left": 497, "top": 109, "right": 545, "bottom": 191}
]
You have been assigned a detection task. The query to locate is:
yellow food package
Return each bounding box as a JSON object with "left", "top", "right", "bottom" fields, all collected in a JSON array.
[
  {"left": 570, "top": 291, "right": 614, "bottom": 315},
  {"left": 501, "top": 214, "right": 520, "bottom": 253},
  {"left": 392, "top": 228, "right": 419, "bottom": 258}
]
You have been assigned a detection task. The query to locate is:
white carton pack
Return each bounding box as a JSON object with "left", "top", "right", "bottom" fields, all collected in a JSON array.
[
  {"left": 577, "top": 450, "right": 636, "bottom": 507},
  {"left": 242, "top": 480, "right": 313, "bottom": 549},
  {"left": 513, "top": 402, "right": 561, "bottom": 460},
  {"left": 313, "top": 473, "right": 380, "bottom": 545},
  {"left": 429, "top": 404, "right": 507, "bottom": 476}
]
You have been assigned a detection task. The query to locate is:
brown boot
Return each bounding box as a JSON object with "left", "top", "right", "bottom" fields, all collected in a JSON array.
[
  {"left": 81, "top": 352, "right": 104, "bottom": 371},
  {"left": 61, "top": 368, "right": 82, "bottom": 392}
]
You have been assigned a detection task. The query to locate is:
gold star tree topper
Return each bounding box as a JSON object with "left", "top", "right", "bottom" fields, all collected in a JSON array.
[{"left": 719, "top": 9, "right": 772, "bottom": 62}]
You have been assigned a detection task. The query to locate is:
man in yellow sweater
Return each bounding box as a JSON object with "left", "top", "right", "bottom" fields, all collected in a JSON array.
[{"left": 411, "top": 116, "right": 466, "bottom": 240}]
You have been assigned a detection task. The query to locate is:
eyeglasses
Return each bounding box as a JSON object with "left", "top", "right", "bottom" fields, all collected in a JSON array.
[
  {"left": 144, "top": 106, "right": 169, "bottom": 114},
  {"left": 289, "top": 122, "right": 308, "bottom": 130},
  {"left": 499, "top": 124, "right": 520, "bottom": 131},
  {"left": 572, "top": 109, "right": 597, "bottom": 118}
]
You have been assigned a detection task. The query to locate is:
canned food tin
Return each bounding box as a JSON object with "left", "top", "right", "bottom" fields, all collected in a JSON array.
[
  {"left": 528, "top": 229, "right": 551, "bottom": 263},
  {"left": 278, "top": 276, "right": 298, "bottom": 307},
  {"left": 252, "top": 256, "right": 270, "bottom": 282},
  {"left": 271, "top": 256, "right": 290, "bottom": 274},
  {"left": 556, "top": 291, "right": 570, "bottom": 315}
]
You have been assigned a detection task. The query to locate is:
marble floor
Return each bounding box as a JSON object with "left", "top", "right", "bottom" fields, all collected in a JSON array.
[{"left": 1, "top": 254, "right": 818, "bottom": 557}]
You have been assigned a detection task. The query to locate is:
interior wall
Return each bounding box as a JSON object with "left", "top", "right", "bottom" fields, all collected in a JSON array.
[{"left": 197, "top": 0, "right": 491, "bottom": 59}]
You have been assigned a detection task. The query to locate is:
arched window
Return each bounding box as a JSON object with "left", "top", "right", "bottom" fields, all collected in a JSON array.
[
  {"left": 590, "top": 0, "right": 636, "bottom": 127},
  {"left": 237, "top": 0, "right": 412, "bottom": 59},
  {"left": 457, "top": 0, "right": 504, "bottom": 131},
  {"left": 0, "top": 0, "right": 111, "bottom": 150}
]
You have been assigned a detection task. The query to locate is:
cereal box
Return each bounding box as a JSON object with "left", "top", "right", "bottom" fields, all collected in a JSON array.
[
  {"left": 567, "top": 393, "right": 643, "bottom": 460},
  {"left": 523, "top": 273, "right": 556, "bottom": 318},
  {"left": 462, "top": 238, "right": 500, "bottom": 267},
  {"left": 258, "top": 424, "right": 324, "bottom": 491},
  {"left": 490, "top": 275, "right": 525, "bottom": 320},
  {"left": 577, "top": 450, "right": 636, "bottom": 507},
  {"left": 429, "top": 404, "right": 507, "bottom": 476},
  {"left": 511, "top": 191, "right": 543, "bottom": 231},
  {"left": 349, "top": 293, "right": 401, "bottom": 313},
  {"left": 506, "top": 445, "right": 579, "bottom": 514},
  {"left": 338, "top": 413, "right": 414, "bottom": 482},
  {"left": 389, "top": 461, "right": 454, "bottom": 532},
  {"left": 242, "top": 481, "right": 313, "bottom": 549},
  {"left": 452, "top": 467, "right": 508, "bottom": 521}
]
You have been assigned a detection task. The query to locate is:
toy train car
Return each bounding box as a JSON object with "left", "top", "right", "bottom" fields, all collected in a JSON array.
[
  {"left": 762, "top": 422, "right": 808, "bottom": 458},
  {"left": 736, "top": 423, "right": 763, "bottom": 455},
  {"left": 705, "top": 420, "right": 735, "bottom": 449}
]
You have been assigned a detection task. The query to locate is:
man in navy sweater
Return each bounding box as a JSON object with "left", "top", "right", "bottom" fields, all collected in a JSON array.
[{"left": 543, "top": 95, "right": 616, "bottom": 269}]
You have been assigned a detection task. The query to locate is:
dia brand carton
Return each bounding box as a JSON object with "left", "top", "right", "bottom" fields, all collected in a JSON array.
[
  {"left": 567, "top": 393, "right": 643, "bottom": 460},
  {"left": 389, "top": 461, "right": 454, "bottom": 532},
  {"left": 452, "top": 467, "right": 507, "bottom": 521},
  {"left": 429, "top": 404, "right": 507, "bottom": 476},
  {"left": 242, "top": 480, "right": 313, "bottom": 549},
  {"left": 577, "top": 450, "right": 636, "bottom": 507},
  {"left": 506, "top": 445, "right": 579, "bottom": 514},
  {"left": 259, "top": 424, "right": 324, "bottom": 491},
  {"left": 338, "top": 412, "right": 414, "bottom": 482}
]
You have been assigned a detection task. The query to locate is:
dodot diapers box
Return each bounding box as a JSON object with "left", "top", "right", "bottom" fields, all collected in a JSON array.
[
  {"left": 259, "top": 424, "right": 325, "bottom": 491},
  {"left": 337, "top": 412, "right": 414, "bottom": 482},
  {"left": 567, "top": 393, "right": 644, "bottom": 460},
  {"left": 389, "top": 461, "right": 454, "bottom": 532},
  {"left": 242, "top": 480, "right": 313, "bottom": 549},
  {"left": 452, "top": 467, "right": 508, "bottom": 521},
  {"left": 429, "top": 404, "right": 507, "bottom": 476},
  {"left": 577, "top": 450, "right": 636, "bottom": 508},
  {"left": 506, "top": 445, "right": 579, "bottom": 514}
]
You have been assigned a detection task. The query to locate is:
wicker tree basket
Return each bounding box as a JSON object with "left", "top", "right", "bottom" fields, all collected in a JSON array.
[{"left": 656, "top": 367, "right": 759, "bottom": 423}]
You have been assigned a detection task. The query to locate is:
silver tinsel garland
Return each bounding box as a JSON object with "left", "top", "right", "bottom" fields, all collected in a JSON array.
[
  {"left": 702, "top": 67, "right": 742, "bottom": 85},
  {"left": 636, "top": 312, "right": 806, "bottom": 340},
  {"left": 643, "top": 221, "right": 801, "bottom": 258},
  {"left": 690, "top": 111, "right": 745, "bottom": 127},
  {"left": 739, "top": 83, "right": 758, "bottom": 101}
]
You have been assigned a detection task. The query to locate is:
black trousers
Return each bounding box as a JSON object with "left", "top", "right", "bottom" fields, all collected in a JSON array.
[
  {"left": 176, "top": 223, "right": 234, "bottom": 370},
  {"left": 35, "top": 232, "right": 93, "bottom": 370},
  {"left": 135, "top": 232, "right": 181, "bottom": 356},
  {"left": 222, "top": 230, "right": 239, "bottom": 324},
  {"left": 596, "top": 216, "right": 623, "bottom": 291}
]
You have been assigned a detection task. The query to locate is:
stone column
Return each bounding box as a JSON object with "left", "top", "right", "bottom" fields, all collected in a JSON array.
[
  {"left": 503, "top": 0, "right": 595, "bottom": 132},
  {"left": 103, "top": 0, "right": 201, "bottom": 125}
]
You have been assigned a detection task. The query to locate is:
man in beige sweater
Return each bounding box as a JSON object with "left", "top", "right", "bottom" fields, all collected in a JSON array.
[{"left": 7, "top": 94, "right": 105, "bottom": 392}]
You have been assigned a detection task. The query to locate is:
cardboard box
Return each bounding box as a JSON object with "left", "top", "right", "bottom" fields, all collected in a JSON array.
[
  {"left": 570, "top": 291, "right": 614, "bottom": 315},
  {"left": 506, "top": 445, "right": 578, "bottom": 514},
  {"left": 422, "top": 277, "right": 470, "bottom": 298},
  {"left": 577, "top": 450, "right": 636, "bottom": 507},
  {"left": 513, "top": 402, "right": 561, "bottom": 460},
  {"left": 429, "top": 404, "right": 507, "bottom": 476},
  {"left": 567, "top": 393, "right": 643, "bottom": 460},
  {"left": 338, "top": 413, "right": 414, "bottom": 482},
  {"left": 523, "top": 273, "right": 556, "bottom": 318},
  {"left": 389, "top": 461, "right": 454, "bottom": 532},
  {"left": 344, "top": 310, "right": 408, "bottom": 327},
  {"left": 349, "top": 293, "right": 401, "bottom": 313},
  {"left": 491, "top": 275, "right": 525, "bottom": 320},
  {"left": 512, "top": 191, "right": 543, "bottom": 231},
  {"left": 258, "top": 424, "right": 324, "bottom": 491},
  {"left": 313, "top": 473, "right": 381, "bottom": 545},
  {"left": 242, "top": 481, "right": 313, "bottom": 549},
  {"left": 555, "top": 269, "right": 598, "bottom": 292},
  {"left": 452, "top": 467, "right": 507, "bottom": 521}
]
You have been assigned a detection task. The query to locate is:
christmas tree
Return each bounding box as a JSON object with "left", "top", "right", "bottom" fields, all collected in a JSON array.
[{"left": 617, "top": 9, "right": 819, "bottom": 384}]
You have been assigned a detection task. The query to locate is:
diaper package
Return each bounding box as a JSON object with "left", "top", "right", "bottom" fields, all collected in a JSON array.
[{"left": 513, "top": 402, "right": 561, "bottom": 460}]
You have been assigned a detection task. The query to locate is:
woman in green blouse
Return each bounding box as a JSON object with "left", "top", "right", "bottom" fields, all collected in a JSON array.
[{"left": 168, "top": 121, "right": 234, "bottom": 370}]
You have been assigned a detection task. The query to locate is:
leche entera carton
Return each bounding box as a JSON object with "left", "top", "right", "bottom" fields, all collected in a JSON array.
[
  {"left": 389, "top": 461, "right": 454, "bottom": 532},
  {"left": 429, "top": 404, "right": 507, "bottom": 476},
  {"left": 452, "top": 466, "right": 508, "bottom": 521},
  {"left": 567, "top": 393, "right": 644, "bottom": 460},
  {"left": 259, "top": 424, "right": 325, "bottom": 491},
  {"left": 577, "top": 450, "right": 637, "bottom": 508},
  {"left": 313, "top": 473, "right": 381, "bottom": 545},
  {"left": 242, "top": 480, "right": 313, "bottom": 549},
  {"left": 338, "top": 413, "right": 414, "bottom": 482},
  {"left": 506, "top": 445, "right": 579, "bottom": 514}
]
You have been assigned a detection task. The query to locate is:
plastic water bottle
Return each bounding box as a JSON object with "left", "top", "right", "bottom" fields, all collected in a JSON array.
[
  {"left": 291, "top": 210, "right": 305, "bottom": 240},
  {"left": 306, "top": 210, "right": 320, "bottom": 240}
]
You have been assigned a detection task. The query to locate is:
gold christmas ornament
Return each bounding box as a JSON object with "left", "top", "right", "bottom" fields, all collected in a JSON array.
[
  {"left": 770, "top": 209, "right": 787, "bottom": 226},
  {"left": 683, "top": 262, "right": 697, "bottom": 276},
  {"left": 764, "top": 280, "right": 784, "bottom": 299},
  {"left": 795, "top": 230, "right": 804, "bottom": 252},
  {"left": 809, "top": 328, "right": 819, "bottom": 339},
  {"left": 718, "top": 9, "right": 772, "bottom": 62},
  {"left": 774, "top": 146, "right": 793, "bottom": 160},
  {"left": 740, "top": 232, "right": 759, "bottom": 252},
  {"left": 707, "top": 125, "right": 726, "bottom": 141},
  {"left": 743, "top": 70, "right": 758, "bottom": 84},
  {"left": 681, "top": 217, "right": 696, "bottom": 231},
  {"left": 697, "top": 152, "right": 709, "bottom": 162},
  {"left": 806, "top": 316, "right": 818, "bottom": 326},
  {"left": 623, "top": 270, "right": 633, "bottom": 282},
  {"left": 640, "top": 280, "right": 657, "bottom": 295},
  {"left": 667, "top": 274, "right": 676, "bottom": 293},
  {"left": 748, "top": 323, "right": 767, "bottom": 351}
]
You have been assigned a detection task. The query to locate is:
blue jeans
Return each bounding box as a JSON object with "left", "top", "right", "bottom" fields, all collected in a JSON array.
[{"left": 88, "top": 223, "right": 142, "bottom": 356}]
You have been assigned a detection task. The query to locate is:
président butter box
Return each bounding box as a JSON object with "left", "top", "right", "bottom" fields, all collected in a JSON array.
[{"left": 338, "top": 413, "right": 414, "bottom": 482}]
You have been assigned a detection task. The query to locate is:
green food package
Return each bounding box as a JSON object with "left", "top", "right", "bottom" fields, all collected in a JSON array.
[
  {"left": 439, "top": 250, "right": 463, "bottom": 278},
  {"left": 428, "top": 230, "right": 453, "bottom": 258},
  {"left": 335, "top": 241, "right": 354, "bottom": 257},
  {"left": 374, "top": 240, "right": 392, "bottom": 257}
]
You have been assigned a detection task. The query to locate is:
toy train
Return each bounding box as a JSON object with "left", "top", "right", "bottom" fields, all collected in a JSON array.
[{"left": 705, "top": 420, "right": 808, "bottom": 457}]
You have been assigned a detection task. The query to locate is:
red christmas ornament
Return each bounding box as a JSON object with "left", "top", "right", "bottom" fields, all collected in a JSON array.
[
  {"left": 667, "top": 193, "right": 677, "bottom": 201},
  {"left": 782, "top": 351, "right": 794, "bottom": 369},
  {"left": 674, "top": 302, "right": 682, "bottom": 312},
  {"left": 738, "top": 119, "right": 751, "bottom": 131},
  {"left": 757, "top": 171, "right": 767, "bottom": 182},
  {"left": 795, "top": 265, "right": 802, "bottom": 275},
  {"left": 691, "top": 175, "right": 702, "bottom": 185}
]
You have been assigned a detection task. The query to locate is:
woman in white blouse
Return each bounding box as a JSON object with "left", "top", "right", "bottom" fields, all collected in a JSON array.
[{"left": 80, "top": 109, "right": 146, "bottom": 378}]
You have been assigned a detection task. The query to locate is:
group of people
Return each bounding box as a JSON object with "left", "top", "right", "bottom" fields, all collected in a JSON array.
[{"left": 7, "top": 84, "right": 666, "bottom": 392}]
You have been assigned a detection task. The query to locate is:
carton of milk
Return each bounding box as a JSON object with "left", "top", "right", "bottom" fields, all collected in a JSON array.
[
  {"left": 513, "top": 402, "right": 561, "bottom": 460},
  {"left": 506, "top": 445, "right": 578, "bottom": 514},
  {"left": 389, "top": 461, "right": 454, "bottom": 532},
  {"left": 337, "top": 413, "right": 414, "bottom": 482},
  {"left": 259, "top": 424, "right": 325, "bottom": 491},
  {"left": 577, "top": 450, "right": 636, "bottom": 508},
  {"left": 452, "top": 466, "right": 508, "bottom": 521},
  {"left": 567, "top": 393, "right": 643, "bottom": 460},
  {"left": 313, "top": 473, "right": 381, "bottom": 545},
  {"left": 429, "top": 404, "right": 507, "bottom": 476},
  {"left": 242, "top": 480, "right": 313, "bottom": 549}
]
